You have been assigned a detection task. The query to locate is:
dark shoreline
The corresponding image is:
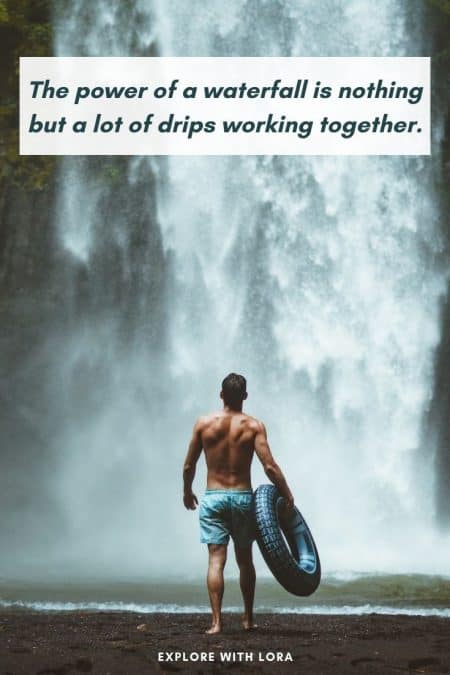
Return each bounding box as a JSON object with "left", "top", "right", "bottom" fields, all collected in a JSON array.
[{"left": 0, "top": 611, "right": 449, "bottom": 673}]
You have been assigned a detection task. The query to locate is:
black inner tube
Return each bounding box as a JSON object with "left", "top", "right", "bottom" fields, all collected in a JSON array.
[{"left": 276, "top": 497, "right": 318, "bottom": 574}]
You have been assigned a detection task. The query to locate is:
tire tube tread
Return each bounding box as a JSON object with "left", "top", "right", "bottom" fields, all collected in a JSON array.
[{"left": 253, "top": 484, "right": 321, "bottom": 597}]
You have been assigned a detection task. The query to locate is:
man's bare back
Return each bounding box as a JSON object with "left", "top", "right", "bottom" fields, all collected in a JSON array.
[
  {"left": 196, "top": 411, "right": 260, "bottom": 490},
  {"left": 182, "top": 373, "right": 294, "bottom": 635},
  {"left": 183, "top": 408, "right": 293, "bottom": 508}
]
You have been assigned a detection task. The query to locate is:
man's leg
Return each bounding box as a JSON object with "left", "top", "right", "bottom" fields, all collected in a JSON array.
[
  {"left": 235, "top": 545, "right": 256, "bottom": 630},
  {"left": 206, "top": 543, "right": 227, "bottom": 634}
]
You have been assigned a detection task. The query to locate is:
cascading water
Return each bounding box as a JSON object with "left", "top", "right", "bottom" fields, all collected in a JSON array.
[{"left": 5, "top": 0, "right": 448, "bottom": 586}]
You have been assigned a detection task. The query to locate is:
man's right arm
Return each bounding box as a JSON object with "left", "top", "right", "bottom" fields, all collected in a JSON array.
[
  {"left": 254, "top": 421, "right": 294, "bottom": 508},
  {"left": 182, "top": 418, "right": 203, "bottom": 510}
]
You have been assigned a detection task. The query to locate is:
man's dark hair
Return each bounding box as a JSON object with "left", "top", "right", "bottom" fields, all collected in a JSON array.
[{"left": 221, "top": 373, "right": 247, "bottom": 408}]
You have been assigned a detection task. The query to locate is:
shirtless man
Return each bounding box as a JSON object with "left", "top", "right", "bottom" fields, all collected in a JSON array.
[{"left": 183, "top": 373, "right": 294, "bottom": 634}]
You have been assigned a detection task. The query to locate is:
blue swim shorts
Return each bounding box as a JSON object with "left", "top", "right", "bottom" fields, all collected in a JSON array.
[{"left": 199, "top": 489, "right": 255, "bottom": 549}]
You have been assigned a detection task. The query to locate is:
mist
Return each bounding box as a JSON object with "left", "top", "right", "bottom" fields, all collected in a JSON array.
[{"left": 1, "top": 0, "right": 449, "bottom": 582}]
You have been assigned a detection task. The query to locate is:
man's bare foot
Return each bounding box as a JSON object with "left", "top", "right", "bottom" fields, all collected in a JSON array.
[
  {"left": 242, "top": 616, "right": 258, "bottom": 630},
  {"left": 205, "top": 623, "right": 222, "bottom": 634}
]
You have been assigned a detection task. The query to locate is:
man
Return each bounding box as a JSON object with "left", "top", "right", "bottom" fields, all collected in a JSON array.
[{"left": 183, "top": 373, "right": 294, "bottom": 634}]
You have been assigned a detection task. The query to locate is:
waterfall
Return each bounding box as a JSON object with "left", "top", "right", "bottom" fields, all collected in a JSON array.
[{"left": 13, "top": 0, "right": 445, "bottom": 578}]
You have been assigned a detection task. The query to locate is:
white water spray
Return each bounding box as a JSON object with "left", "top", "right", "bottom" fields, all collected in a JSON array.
[{"left": 49, "top": 0, "right": 449, "bottom": 578}]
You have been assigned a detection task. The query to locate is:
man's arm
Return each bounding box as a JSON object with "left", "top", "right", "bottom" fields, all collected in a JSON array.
[
  {"left": 254, "top": 421, "right": 294, "bottom": 508},
  {"left": 183, "top": 419, "right": 203, "bottom": 510}
]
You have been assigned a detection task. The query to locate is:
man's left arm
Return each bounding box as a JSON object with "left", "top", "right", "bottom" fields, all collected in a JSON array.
[{"left": 183, "top": 419, "right": 203, "bottom": 510}]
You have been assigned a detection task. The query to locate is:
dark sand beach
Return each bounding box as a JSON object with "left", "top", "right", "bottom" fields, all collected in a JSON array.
[{"left": 0, "top": 611, "right": 449, "bottom": 674}]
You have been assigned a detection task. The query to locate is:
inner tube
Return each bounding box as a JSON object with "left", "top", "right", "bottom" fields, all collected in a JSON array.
[{"left": 253, "top": 484, "right": 321, "bottom": 597}]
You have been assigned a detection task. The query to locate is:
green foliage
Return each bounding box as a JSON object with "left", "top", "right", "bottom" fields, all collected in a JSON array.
[
  {"left": 0, "top": 0, "right": 54, "bottom": 191},
  {"left": 429, "top": 0, "right": 450, "bottom": 14},
  {"left": 427, "top": 0, "right": 450, "bottom": 66},
  {"left": 0, "top": 1, "right": 8, "bottom": 23},
  {"left": 2, "top": 129, "right": 55, "bottom": 190},
  {"left": 103, "top": 162, "right": 125, "bottom": 186},
  {"left": 428, "top": 0, "right": 450, "bottom": 231}
]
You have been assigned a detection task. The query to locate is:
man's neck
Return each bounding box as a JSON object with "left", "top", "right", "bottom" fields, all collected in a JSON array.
[{"left": 223, "top": 404, "right": 243, "bottom": 414}]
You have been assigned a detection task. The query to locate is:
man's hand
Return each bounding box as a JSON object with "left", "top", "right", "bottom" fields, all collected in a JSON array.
[
  {"left": 183, "top": 420, "right": 203, "bottom": 510},
  {"left": 280, "top": 494, "right": 294, "bottom": 517},
  {"left": 183, "top": 492, "right": 199, "bottom": 510}
]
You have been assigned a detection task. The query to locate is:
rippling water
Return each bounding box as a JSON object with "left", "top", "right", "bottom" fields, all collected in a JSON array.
[{"left": 1, "top": 574, "right": 449, "bottom": 616}]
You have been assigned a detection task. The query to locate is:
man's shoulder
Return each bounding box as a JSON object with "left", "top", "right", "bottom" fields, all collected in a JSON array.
[
  {"left": 241, "top": 413, "right": 265, "bottom": 432},
  {"left": 195, "top": 411, "right": 265, "bottom": 431},
  {"left": 194, "top": 412, "right": 221, "bottom": 427}
]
